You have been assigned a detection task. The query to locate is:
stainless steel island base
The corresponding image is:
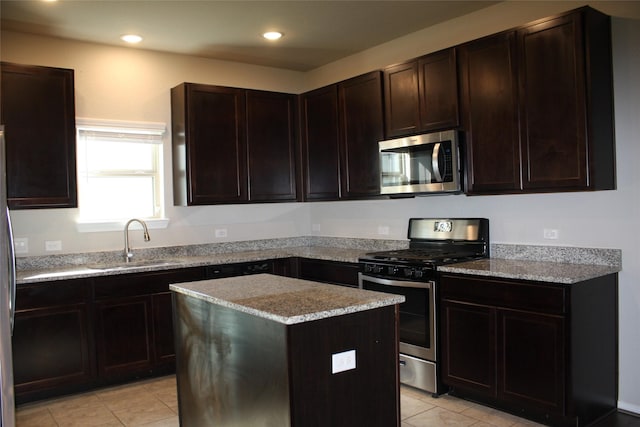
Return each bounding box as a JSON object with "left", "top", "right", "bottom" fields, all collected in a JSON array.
[
  {"left": 174, "top": 294, "right": 290, "bottom": 426},
  {"left": 171, "top": 273, "right": 404, "bottom": 427}
]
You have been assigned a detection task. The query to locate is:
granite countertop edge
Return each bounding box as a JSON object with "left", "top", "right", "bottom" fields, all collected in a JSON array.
[
  {"left": 438, "top": 258, "right": 621, "bottom": 284},
  {"left": 170, "top": 274, "right": 405, "bottom": 325}
]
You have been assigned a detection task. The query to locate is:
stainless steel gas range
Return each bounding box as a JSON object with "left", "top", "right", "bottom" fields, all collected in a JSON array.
[{"left": 359, "top": 218, "right": 489, "bottom": 395}]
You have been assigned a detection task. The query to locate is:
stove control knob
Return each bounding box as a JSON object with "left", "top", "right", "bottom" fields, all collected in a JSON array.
[
  {"left": 374, "top": 265, "right": 384, "bottom": 274},
  {"left": 364, "top": 264, "right": 373, "bottom": 273},
  {"left": 387, "top": 266, "right": 397, "bottom": 275},
  {"left": 403, "top": 268, "right": 413, "bottom": 278},
  {"left": 414, "top": 269, "right": 423, "bottom": 279}
]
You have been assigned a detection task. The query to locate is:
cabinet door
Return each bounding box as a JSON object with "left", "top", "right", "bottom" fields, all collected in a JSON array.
[
  {"left": 499, "top": 309, "right": 565, "bottom": 414},
  {"left": 95, "top": 296, "right": 152, "bottom": 378},
  {"left": 383, "top": 49, "right": 459, "bottom": 138},
  {"left": 418, "top": 48, "right": 459, "bottom": 131},
  {"left": 0, "top": 62, "right": 77, "bottom": 209},
  {"left": 171, "top": 83, "right": 247, "bottom": 205},
  {"left": 441, "top": 300, "right": 497, "bottom": 396},
  {"left": 13, "top": 305, "right": 93, "bottom": 402},
  {"left": 459, "top": 32, "right": 521, "bottom": 194},
  {"left": 152, "top": 292, "right": 175, "bottom": 365},
  {"left": 383, "top": 61, "right": 420, "bottom": 138},
  {"left": 12, "top": 280, "right": 93, "bottom": 403},
  {"left": 338, "top": 71, "right": 384, "bottom": 199},
  {"left": 518, "top": 13, "right": 588, "bottom": 190},
  {"left": 300, "top": 85, "right": 341, "bottom": 200},
  {"left": 246, "top": 90, "right": 298, "bottom": 201}
]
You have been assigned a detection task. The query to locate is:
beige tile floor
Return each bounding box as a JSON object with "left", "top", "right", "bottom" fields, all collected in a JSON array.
[{"left": 16, "top": 375, "right": 544, "bottom": 426}]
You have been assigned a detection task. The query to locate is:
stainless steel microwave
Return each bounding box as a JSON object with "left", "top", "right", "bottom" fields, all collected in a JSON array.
[{"left": 379, "top": 130, "right": 461, "bottom": 195}]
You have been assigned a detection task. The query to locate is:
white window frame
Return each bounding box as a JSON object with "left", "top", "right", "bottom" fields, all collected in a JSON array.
[{"left": 75, "top": 118, "right": 169, "bottom": 232}]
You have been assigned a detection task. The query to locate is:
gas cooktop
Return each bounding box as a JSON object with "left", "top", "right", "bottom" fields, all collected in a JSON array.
[
  {"left": 359, "top": 218, "right": 490, "bottom": 268},
  {"left": 360, "top": 248, "right": 486, "bottom": 266}
]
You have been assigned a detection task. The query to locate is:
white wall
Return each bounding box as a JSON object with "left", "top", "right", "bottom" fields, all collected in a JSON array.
[{"left": 2, "top": 0, "right": 640, "bottom": 413}]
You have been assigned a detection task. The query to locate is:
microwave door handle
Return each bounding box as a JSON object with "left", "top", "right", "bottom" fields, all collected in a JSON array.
[{"left": 431, "top": 142, "right": 443, "bottom": 182}]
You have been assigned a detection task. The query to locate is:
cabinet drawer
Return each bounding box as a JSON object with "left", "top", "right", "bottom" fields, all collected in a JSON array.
[
  {"left": 440, "top": 274, "right": 566, "bottom": 315},
  {"left": 93, "top": 267, "right": 205, "bottom": 299},
  {"left": 16, "top": 279, "right": 90, "bottom": 310},
  {"left": 298, "top": 258, "right": 360, "bottom": 287}
]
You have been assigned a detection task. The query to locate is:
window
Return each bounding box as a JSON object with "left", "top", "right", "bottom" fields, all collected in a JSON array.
[{"left": 76, "top": 118, "right": 166, "bottom": 229}]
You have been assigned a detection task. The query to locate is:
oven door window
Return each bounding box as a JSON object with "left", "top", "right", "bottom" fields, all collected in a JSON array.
[{"left": 361, "top": 279, "right": 430, "bottom": 349}]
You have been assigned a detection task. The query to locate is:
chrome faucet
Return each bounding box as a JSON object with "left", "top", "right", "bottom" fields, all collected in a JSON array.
[{"left": 124, "top": 218, "right": 150, "bottom": 262}]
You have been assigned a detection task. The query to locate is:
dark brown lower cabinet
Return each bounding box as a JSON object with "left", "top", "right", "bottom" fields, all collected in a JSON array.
[
  {"left": 297, "top": 258, "right": 360, "bottom": 287},
  {"left": 93, "top": 267, "right": 205, "bottom": 383},
  {"left": 95, "top": 295, "right": 153, "bottom": 378},
  {"left": 440, "top": 273, "right": 617, "bottom": 427},
  {"left": 273, "top": 257, "right": 361, "bottom": 288},
  {"left": 12, "top": 279, "right": 94, "bottom": 404},
  {"left": 500, "top": 309, "right": 565, "bottom": 413},
  {"left": 441, "top": 301, "right": 496, "bottom": 396},
  {"left": 13, "top": 267, "right": 207, "bottom": 404}
]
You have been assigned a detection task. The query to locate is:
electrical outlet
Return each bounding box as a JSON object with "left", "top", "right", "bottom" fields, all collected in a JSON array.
[
  {"left": 543, "top": 229, "right": 559, "bottom": 240},
  {"left": 14, "top": 237, "right": 29, "bottom": 254},
  {"left": 214, "top": 228, "right": 228, "bottom": 238},
  {"left": 332, "top": 349, "right": 356, "bottom": 374},
  {"left": 45, "top": 240, "right": 63, "bottom": 251},
  {"left": 377, "top": 225, "right": 390, "bottom": 235}
]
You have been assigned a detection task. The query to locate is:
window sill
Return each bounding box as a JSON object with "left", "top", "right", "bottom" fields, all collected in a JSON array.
[{"left": 75, "top": 218, "right": 170, "bottom": 233}]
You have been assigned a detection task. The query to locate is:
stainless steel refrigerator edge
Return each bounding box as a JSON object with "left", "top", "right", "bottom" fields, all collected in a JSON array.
[{"left": 1, "top": 126, "right": 17, "bottom": 427}]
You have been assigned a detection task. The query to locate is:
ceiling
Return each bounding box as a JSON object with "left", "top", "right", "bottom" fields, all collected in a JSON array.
[{"left": 0, "top": 1, "right": 499, "bottom": 71}]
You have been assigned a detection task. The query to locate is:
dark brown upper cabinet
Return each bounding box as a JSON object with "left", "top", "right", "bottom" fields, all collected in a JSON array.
[
  {"left": 383, "top": 48, "right": 459, "bottom": 138},
  {"left": 299, "top": 71, "right": 384, "bottom": 201},
  {"left": 518, "top": 8, "right": 614, "bottom": 192},
  {"left": 171, "top": 83, "right": 297, "bottom": 205},
  {"left": 246, "top": 90, "right": 298, "bottom": 202},
  {"left": 459, "top": 32, "right": 521, "bottom": 193},
  {"left": 1, "top": 62, "right": 77, "bottom": 209},
  {"left": 338, "top": 71, "right": 385, "bottom": 199},
  {"left": 461, "top": 7, "right": 615, "bottom": 195},
  {"left": 171, "top": 83, "right": 247, "bottom": 205},
  {"left": 299, "top": 85, "right": 341, "bottom": 201}
]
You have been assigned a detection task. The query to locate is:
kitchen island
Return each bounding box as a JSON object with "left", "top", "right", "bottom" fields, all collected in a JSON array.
[{"left": 170, "top": 273, "right": 404, "bottom": 427}]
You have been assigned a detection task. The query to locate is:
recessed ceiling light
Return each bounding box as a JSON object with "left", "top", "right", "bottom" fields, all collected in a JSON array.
[
  {"left": 263, "top": 31, "right": 283, "bottom": 41},
  {"left": 121, "top": 34, "right": 143, "bottom": 44}
]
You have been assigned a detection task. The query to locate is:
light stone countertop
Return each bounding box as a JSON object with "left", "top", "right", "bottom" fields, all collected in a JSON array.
[
  {"left": 16, "top": 246, "right": 369, "bottom": 285},
  {"left": 16, "top": 238, "right": 622, "bottom": 286},
  {"left": 438, "top": 258, "right": 621, "bottom": 284},
  {"left": 170, "top": 273, "right": 405, "bottom": 325}
]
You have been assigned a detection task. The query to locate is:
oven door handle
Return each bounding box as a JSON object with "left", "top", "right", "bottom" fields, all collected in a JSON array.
[{"left": 359, "top": 273, "right": 433, "bottom": 290}]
